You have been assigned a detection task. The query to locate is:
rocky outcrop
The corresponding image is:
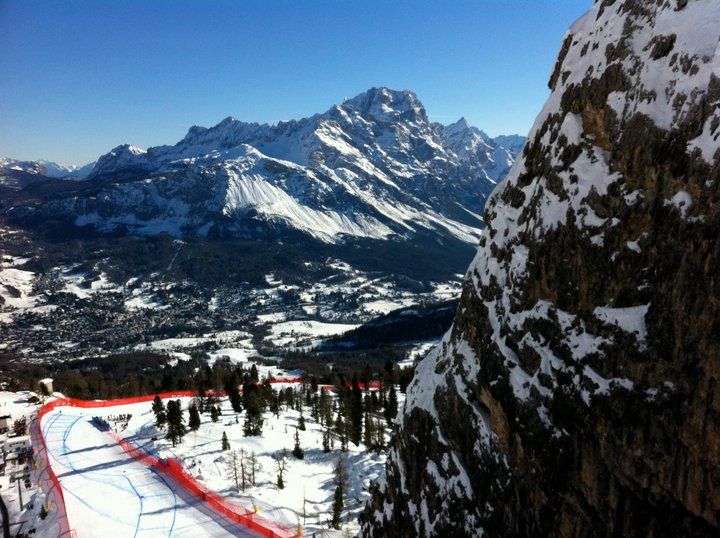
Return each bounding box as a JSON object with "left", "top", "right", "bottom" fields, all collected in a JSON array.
[{"left": 362, "top": 1, "right": 720, "bottom": 536}]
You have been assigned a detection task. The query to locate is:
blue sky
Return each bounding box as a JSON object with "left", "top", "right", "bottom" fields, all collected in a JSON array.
[{"left": 0, "top": 0, "right": 591, "bottom": 166}]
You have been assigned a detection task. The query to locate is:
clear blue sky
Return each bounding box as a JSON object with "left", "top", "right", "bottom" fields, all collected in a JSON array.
[{"left": 0, "top": 0, "right": 591, "bottom": 166}]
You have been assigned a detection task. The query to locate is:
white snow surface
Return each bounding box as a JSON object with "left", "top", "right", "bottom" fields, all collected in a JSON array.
[{"left": 40, "top": 406, "right": 258, "bottom": 537}]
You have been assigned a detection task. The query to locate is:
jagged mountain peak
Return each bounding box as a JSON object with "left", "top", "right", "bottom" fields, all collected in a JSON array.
[
  {"left": 10, "top": 87, "right": 524, "bottom": 250},
  {"left": 340, "top": 86, "right": 427, "bottom": 123}
]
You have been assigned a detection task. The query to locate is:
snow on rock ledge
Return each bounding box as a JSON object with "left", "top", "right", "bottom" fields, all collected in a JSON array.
[{"left": 362, "top": 1, "right": 720, "bottom": 535}]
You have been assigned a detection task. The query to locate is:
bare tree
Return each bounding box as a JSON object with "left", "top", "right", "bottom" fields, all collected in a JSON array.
[
  {"left": 239, "top": 447, "right": 247, "bottom": 491},
  {"left": 272, "top": 448, "right": 290, "bottom": 489},
  {"left": 248, "top": 450, "right": 262, "bottom": 486},
  {"left": 226, "top": 449, "right": 242, "bottom": 491}
]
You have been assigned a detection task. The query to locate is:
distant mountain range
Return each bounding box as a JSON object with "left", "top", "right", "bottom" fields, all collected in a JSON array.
[{"left": 1, "top": 88, "right": 524, "bottom": 249}]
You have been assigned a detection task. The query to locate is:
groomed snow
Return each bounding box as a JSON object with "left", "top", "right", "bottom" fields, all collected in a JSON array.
[{"left": 40, "top": 406, "right": 259, "bottom": 537}]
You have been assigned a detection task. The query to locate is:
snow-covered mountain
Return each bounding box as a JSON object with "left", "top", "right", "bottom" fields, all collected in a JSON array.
[
  {"left": 37, "top": 160, "right": 94, "bottom": 179},
  {"left": 363, "top": 0, "right": 720, "bottom": 535},
  {"left": 0, "top": 157, "right": 94, "bottom": 186},
  {"left": 441, "top": 117, "right": 517, "bottom": 181},
  {"left": 4, "top": 88, "right": 524, "bottom": 247}
]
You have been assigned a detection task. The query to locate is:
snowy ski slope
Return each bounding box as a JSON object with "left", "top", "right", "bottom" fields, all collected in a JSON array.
[{"left": 41, "top": 407, "right": 259, "bottom": 537}]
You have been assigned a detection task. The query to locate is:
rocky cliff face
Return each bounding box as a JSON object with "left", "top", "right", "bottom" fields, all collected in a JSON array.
[{"left": 362, "top": 1, "right": 720, "bottom": 536}]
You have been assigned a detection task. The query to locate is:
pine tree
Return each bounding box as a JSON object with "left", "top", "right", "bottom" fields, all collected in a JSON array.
[
  {"left": 270, "top": 389, "right": 280, "bottom": 419},
  {"left": 293, "top": 429, "right": 304, "bottom": 459},
  {"left": 331, "top": 453, "right": 347, "bottom": 529},
  {"left": 151, "top": 395, "right": 166, "bottom": 429},
  {"left": 364, "top": 409, "right": 375, "bottom": 449},
  {"left": 385, "top": 383, "right": 399, "bottom": 426},
  {"left": 224, "top": 374, "right": 242, "bottom": 413},
  {"left": 374, "top": 416, "right": 385, "bottom": 451},
  {"left": 322, "top": 427, "right": 332, "bottom": 453},
  {"left": 188, "top": 404, "right": 201, "bottom": 432},
  {"left": 335, "top": 406, "right": 347, "bottom": 451},
  {"left": 250, "top": 364, "right": 259, "bottom": 383},
  {"left": 166, "top": 399, "right": 185, "bottom": 446},
  {"left": 319, "top": 388, "right": 332, "bottom": 427},
  {"left": 210, "top": 405, "right": 220, "bottom": 423},
  {"left": 350, "top": 375, "right": 363, "bottom": 446},
  {"left": 243, "top": 385, "right": 264, "bottom": 436},
  {"left": 298, "top": 408, "right": 306, "bottom": 431},
  {"left": 222, "top": 431, "right": 230, "bottom": 451},
  {"left": 331, "top": 485, "right": 343, "bottom": 529}
]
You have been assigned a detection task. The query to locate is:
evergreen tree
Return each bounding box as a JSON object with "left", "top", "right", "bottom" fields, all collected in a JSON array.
[
  {"left": 335, "top": 407, "right": 347, "bottom": 451},
  {"left": 322, "top": 427, "right": 332, "bottom": 453},
  {"left": 270, "top": 389, "right": 280, "bottom": 419},
  {"left": 298, "top": 408, "right": 306, "bottom": 431},
  {"left": 318, "top": 389, "right": 332, "bottom": 427},
  {"left": 222, "top": 431, "right": 230, "bottom": 451},
  {"left": 374, "top": 416, "right": 385, "bottom": 451},
  {"left": 364, "top": 409, "right": 375, "bottom": 449},
  {"left": 210, "top": 405, "right": 220, "bottom": 423},
  {"left": 166, "top": 399, "right": 185, "bottom": 446},
  {"left": 188, "top": 404, "right": 201, "bottom": 432},
  {"left": 243, "top": 385, "right": 264, "bottom": 436},
  {"left": 224, "top": 374, "right": 242, "bottom": 413},
  {"left": 293, "top": 429, "right": 304, "bottom": 459},
  {"left": 249, "top": 364, "right": 259, "bottom": 383},
  {"left": 350, "top": 375, "right": 363, "bottom": 446},
  {"left": 385, "top": 383, "right": 399, "bottom": 426},
  {"left": 331, "top": 485, "right": 343, "bottom": 529},
  {"left": 151, "top": 395, "right": 166, "bottom": 429},
  {"left": 331, "top": 453, "right": 347, "bottom": 529}
]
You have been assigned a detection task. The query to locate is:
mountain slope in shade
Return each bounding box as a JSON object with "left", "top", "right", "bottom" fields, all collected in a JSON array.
[
  {"left": 0, "top": 158, "right": 95, "bottom": 188},
  {"left": 362, "top": 0, "right": 720, "bottom": 536},
  {"left": 3, "top": 88, "right": 524, "bottom": 247}
]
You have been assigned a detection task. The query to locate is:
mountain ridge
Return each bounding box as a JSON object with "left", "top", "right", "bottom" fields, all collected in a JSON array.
[{"left": 3, "top": 88, "right": 525, "bottom": 249}]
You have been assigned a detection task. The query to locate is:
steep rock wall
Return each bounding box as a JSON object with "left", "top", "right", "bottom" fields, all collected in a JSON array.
[{"left": 362, "top": 1, "right": 720, "bottom": 536}]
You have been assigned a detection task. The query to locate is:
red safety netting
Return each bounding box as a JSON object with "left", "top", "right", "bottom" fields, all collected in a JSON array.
[
  {"left": 36, "top": 392, "right": 298, "bottom": 538},
  {"left": 31, "top": 415, "right": 73, "bottom": 537},
  {"left": 34, "top": 377, "right": 384, "bottom": 536}
]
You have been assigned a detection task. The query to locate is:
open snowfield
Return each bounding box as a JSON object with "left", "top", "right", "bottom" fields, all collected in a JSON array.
[{"left": 40, "top": 405, "right": 259, "bottom": 537}]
